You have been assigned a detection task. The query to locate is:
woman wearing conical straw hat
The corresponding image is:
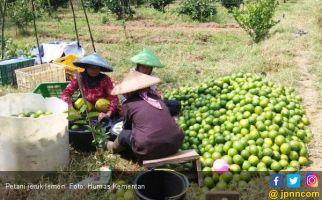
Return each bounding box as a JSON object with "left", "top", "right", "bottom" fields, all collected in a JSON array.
[
  {"left": 61, "top": 53, "right": 118, "bottom": 121},
  {"left": 107, "top": 70, "right": 184, "bottom": 161}
]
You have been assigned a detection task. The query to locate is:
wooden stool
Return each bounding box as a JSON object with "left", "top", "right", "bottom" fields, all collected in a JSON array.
[
  {"left": 205, "top": 191, "right": 240, "bottom": 200},
  {"left": 142, "top": 150, "right": 203, "bottom": 187}
]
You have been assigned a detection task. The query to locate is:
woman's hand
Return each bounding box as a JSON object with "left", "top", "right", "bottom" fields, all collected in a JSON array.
[
  {"left": 98, "top": 111, "right": 112, "bottom": 121},
  {"left": 68, "top": 105, "right": 75, "bottom": 110}
]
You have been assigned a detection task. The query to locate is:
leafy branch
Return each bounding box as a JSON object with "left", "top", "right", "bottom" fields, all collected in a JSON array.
[{"left": 66, "top": 104, "right": 109, "bottom": 151}]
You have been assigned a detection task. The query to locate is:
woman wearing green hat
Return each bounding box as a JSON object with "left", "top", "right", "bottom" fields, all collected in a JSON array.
[
  {"left": 130, "top": 48, "right": 164, "bottom": 96},
  {"left": 131, "top": 48, "right": 165, "bottom": 72},
  {"left": 130, "top": 48, "right": 181, "bottom": 116}
]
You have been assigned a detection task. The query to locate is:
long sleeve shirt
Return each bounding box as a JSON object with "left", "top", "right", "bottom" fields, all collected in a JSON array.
[
  {"left": 61, "top": 74, "right": 118, "bottom": 113},
  {"left": 122, "top": 93, "right": 184, "bottom": 160}
]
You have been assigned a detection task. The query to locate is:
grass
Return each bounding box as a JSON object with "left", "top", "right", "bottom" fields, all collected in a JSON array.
[
  {"left": 303, "top": 3, "right": 322, "bottom": 102},
  {"left": 2, "top": 1, "right": 306, "bottom": 90},
  {"left": 0, "top": 85, "right": 21, "bottom": 96},
  {"left": 1, "top": 0, "right": 322, "bottom": 199}
]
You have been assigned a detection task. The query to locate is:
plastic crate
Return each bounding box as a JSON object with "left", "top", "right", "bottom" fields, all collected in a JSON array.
[
  {"left": 53, "top": 54, "right": 84, "bottom": 81},
  {"left": 33, "top": 82, "right": 80, "bottom": 101},
  {"left": 0, "top": 57, "right": 35, "bottom": 85},
  {"left": 15, "top": 63, "right": 66, "bottom": 91},
  {"left": 33, "top": 82, "right": 69, "bottom": 97}
]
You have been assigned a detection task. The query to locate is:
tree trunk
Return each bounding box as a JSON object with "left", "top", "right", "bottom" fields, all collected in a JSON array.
[{"left": 0, "top": 0, "right": 6, "bottom": 60}]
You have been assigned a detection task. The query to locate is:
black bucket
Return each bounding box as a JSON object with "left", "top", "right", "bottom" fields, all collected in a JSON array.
[
  {"left": 69, "top": 119, "right": 111, "bottom": 152},
  {"left": 69, "top": 117, "right": 123, "bottom": 151},
  {"left": 69, "top": 129, "right": 96, "bottom": 152},
  {"left": 133, "top": 170, "right": 189, "bottom": 200}
]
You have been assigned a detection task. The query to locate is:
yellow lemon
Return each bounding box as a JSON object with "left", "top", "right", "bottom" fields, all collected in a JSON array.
[
  {"left": 87, "top": 102, "right": 94, "bottom": 111},
  {"left": 123, "top": 190, "right": 135, "bottom": 200},
  {"left": 95, "top": 98, "right": 110, "bottom": 112},
  {"left": 74, "top": 98, "right": 94, "bottom": 111},
  {"left": 74, "top": 98, "right": 84, "bottom": 110}
]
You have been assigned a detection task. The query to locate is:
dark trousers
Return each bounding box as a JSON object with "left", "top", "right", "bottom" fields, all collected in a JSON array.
[
  {"left": 117, "top": 129, "right": 137, "bottom": 162},
  {"left": 118, "top": 129, "right": 132, "bottom": 148}
]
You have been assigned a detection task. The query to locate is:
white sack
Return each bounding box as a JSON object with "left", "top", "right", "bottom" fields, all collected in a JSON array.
[{"left": 0, "top": 93, "right": 69, "bottom": 171}]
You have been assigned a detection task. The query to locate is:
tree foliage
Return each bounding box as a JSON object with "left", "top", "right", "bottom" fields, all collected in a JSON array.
[
  {"left": 104, "top": 0, "right": 134, "bottom": 19},
  {"left": 148, "top": 0, "right": 175, "bottom": 12},
  {"left": 42, "top": 0, "right": 69, "bottom": 11},
  {"left": 84, "top": 0, "right": 134, "bottom": 19},
  {"left": 6, "top": 0, "right": 68, "bottom": 32},
  {"left": 221, "top": 0, "right": 243, "bottom": 10},
  {"left": 178, "top": 0, "right": 217, "bottom": 22},
  {"left": 84, "top": 0, "right": 105, "bottom": 12},
  {"left": 7, "top": 0, "right": 34, "bottom": 31},
  {"left": 233, "top": 0, "right": 279, "bottom": 43}
]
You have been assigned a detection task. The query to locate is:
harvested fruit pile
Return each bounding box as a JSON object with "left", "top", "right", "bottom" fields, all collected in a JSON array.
[
  {"left": 74, "top": 98, "right": 110, "bottom": 112},
  {"left": 108, "top": 187, "right": 135, "bottom": 200},
  {"left": 12, "top": 111, "right": 53, "bottom": 118},
  {"left": 164, "top": 73, "right": 312, "bottom": 190},
  {"left": 69, "top": 98, "right": 111, "bottom": 131}
]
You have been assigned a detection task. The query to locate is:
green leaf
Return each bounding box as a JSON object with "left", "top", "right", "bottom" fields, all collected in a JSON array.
[
  {"left": 66, "top": 109, "right": 79, "bottom": 115},
  {"left": 79, "top": 104, "right": 87, "bottom": 114},
  {"left": 73, "top": 120, "right": 87, "bottom": 125},
  {"left": 67, "top": 113, "right": 82, "bottom": 121},
  {"left": 87, "top": 112, "right": 99, "bottom": 118}
]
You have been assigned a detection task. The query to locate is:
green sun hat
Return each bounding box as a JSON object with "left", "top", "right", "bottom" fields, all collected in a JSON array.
[{"left": 130, "top": 48, "right": 165, "bottom": 68}]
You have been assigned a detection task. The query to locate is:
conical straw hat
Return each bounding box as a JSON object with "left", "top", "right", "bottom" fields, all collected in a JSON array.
[
  {"left": 73, "top": 52, "right": 113, "bottom": 72},
  {"left": 111, "top": 70, "right": 161, "bottom": 95}
]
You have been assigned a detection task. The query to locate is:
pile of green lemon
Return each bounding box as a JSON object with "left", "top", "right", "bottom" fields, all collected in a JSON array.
[
  {"left": 164, "top": 73, "right": 312, "bottom": 190},
  {"left": 12, "top": 111, "right": 53, "bottom": 118}
]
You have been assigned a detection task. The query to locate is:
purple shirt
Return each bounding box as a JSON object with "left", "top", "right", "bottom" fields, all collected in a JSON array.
[{"left": 122, "top": 94, "right": 184, "bottom": 160}]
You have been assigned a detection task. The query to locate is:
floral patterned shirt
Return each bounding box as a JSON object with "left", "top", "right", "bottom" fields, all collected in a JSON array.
[{"left": 61, "top": 74, "right": 118, "bottom": 113}]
